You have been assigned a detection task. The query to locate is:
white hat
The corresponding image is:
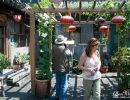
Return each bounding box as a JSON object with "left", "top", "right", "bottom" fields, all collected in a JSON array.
[{"left": 55, "top": 35, "right": 67, "bottom": 44}]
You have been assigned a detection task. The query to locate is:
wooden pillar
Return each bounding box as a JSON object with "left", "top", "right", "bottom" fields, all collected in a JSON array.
[
  {"left": 48, "top": 26, "right": 52, "bottom": 65},
  {"left": 29, "top": 12, "right": 36, "bottom": 94}
]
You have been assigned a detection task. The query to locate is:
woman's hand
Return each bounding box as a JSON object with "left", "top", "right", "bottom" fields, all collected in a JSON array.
[{"left": 84, "top": 67, "right": 94, "bottom": 73}]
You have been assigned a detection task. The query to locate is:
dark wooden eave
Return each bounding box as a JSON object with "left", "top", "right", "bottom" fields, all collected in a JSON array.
[{"left": 0, "top": 0, "right": 28, "bottom": 15}]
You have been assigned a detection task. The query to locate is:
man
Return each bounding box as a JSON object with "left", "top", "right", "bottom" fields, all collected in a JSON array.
[{"left": 52, "top": 35, "right": 72, "bottom": 100}]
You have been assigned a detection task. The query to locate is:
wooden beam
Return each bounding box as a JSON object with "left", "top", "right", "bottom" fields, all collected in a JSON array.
[
  {"left": 74, "top": 13, "right": 77, "bottom": 19},
  {"left": 65, "top": 0, "right": 68, "bottom": 9},
  {"left": 58, "top": 12, "right": 62, "bottom": 17},
  {"left": 51, "top": 3, "right": 55, "bottom": 9},
  {"left": 50, "top": 15, "right": 58, "bottom": 22},
  {"left": 118, "top": 0, "right": 126, "bottom": 9},
  {"left": 79, "top": 13, "right": 81, "bottom": 22},
  {"left": 86, "top": 15, "right": 91, "bottom": 22},
  {"left": 41, "top": 8, "right": 122, "bottom": 13},
  {"left": 51, "top": 3, "right": 62, "bottom": 18},
  {"left": 86, "top": 1, "right": 96, "bottom": 22},
  {"left": 30, "top": 12, "right": 36, "bottom": 94},
  {"left": 37, "top": 3, "right": 57, "bottom": 22},
  {"left": 79, "top": 0, "right": 82, "bottom": 9},
  {"left": 92, "top": 0, "right": 96, "bottom": 9},
  {"left": 54, "top": 21, "right": 111, "bottom": 24}
]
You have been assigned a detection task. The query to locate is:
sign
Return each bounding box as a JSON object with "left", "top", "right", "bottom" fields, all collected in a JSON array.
[{"left": 20, "top": 0, "right": 38, "bottom": 3}]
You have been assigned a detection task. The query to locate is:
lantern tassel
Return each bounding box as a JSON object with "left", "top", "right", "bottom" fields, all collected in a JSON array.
[
  {"left": 105, "top": 28, "right": 110, "bottom": 40},
  {"left": 116, "top": 23, "right": 121, "bottom": 32}
]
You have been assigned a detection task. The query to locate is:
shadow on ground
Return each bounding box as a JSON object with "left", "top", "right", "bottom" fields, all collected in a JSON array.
[{"left": 0, "top": 73, "right": 118, "bottom": 100}]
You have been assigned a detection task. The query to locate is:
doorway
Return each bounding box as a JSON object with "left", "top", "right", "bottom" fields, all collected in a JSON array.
[{"left": 0, "top": 26, "right": 5, "bottom": 54}]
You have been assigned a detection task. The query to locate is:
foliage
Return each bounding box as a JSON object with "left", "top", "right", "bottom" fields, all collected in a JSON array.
[
  {"left": 0, "top": 53, "right": 10, "bottom": 71},
  {"left": 36, "top": 65, "right": 53, "bottom": 80},
  {"left": 72, "top": 59, "right": 81, "bottom": 74},
  {"left": 99, "top": 32, "right": 109, "bottom": 68},
  {"left": 36, "top": 14, "right": 53, "bottom": 80},
  {"left": 100, "top": 33, "right": 108, "bottom": 45},
  {"left": 13, "top": 53, "right": 29, "bottom": 64},
  {"left": 30, "top": 0, "right": 53, "bottom": 80},
  {"left": 117, "top": 12, "right": 130, "bottom": 47},
  {"left": 111, "top": 47, "right": 130, "bottom": 73},
  {"left": 31, "top": 0, "right": 51, "bottom": 13},
  {"left": 100, "top": 0, "right": 114, "bottom": 10},
  {"left": 111, "top": 47, "right": 130, "bottom": 91}
]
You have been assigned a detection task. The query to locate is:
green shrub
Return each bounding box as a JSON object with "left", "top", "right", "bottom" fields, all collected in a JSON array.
[
  {"left": 111, "top": 47, "right": 130, "bottom": 91},
  {"left": 13, "top": 53, "right": 29, "bottom": 64},
  {"left": 0, "top": 53, "right": 10, "bottom": 71},
  {"left": 35, "top": 14, "right": 53, "bottom": 80}
]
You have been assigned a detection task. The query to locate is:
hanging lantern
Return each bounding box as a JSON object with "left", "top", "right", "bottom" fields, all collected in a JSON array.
[
  {"left": 13, "top": 15, "right": 21, "bottom": 22},
  {"left": 60, "top": 15, "right": 74, "bottom": 24},
  {"left": 68, "top": 25, "right": 76, "bottom": 32},
  {"left": 99, "top": 25, "right": 109, "bottom": 33},
  {"left": 95, "top": 17, "right": 106, "bottom": 25},
  {"left": 99, "top": 26, "right": 109, "bottom": 40},
  {"left": 106, "top": 28, "right": 110, "bottom": 40},
  {"left": 111, "top": 16, "right": 125, "bottom": 24},
  {"left": 111, "top": 15, "right": 125, "bottom": 32}
]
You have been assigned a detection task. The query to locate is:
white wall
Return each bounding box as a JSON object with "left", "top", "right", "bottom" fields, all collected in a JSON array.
[{"left": 10, "top": 47, "right": 29, "bottom": 64}]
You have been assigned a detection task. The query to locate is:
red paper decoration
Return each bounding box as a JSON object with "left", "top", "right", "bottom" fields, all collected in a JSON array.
[
  {"left": 111, "top": 16, "right": 125, "bottom": 24},
  {"left": 60, "top": 15, "right": 74, "bottom": 24},
  {"left": 13, "top": 15, "right": 21, "bottom": 23},
  {"left": 99, "top": 26, "right": 109, "bottom": 32},
  {"left": 68, "top": 25, "right": 76, "bottom": 32}
]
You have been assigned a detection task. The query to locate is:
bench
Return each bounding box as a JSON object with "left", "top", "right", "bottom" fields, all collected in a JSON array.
[{"left": 0, "top": 65, "right": 30, "bottom": 96}]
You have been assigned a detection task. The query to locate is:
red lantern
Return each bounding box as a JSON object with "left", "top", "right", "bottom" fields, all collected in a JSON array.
[
  {"left": 60, "top": 15, "right": 74, "bottom": 24},
  {"left": 99, "top": 26, "right": 109, "bottom": 40},
  {"left": 68, "top": 25, "right": 76, "bottom": 32},
  {"left": 99, "top": 26, "right": 108, "bottom": 32},
  {"left": 111, "top": 16, "right": 125, "bottom": 24},
  {"left": 13, "top": 15, "right": 21, "bottom": 22}
]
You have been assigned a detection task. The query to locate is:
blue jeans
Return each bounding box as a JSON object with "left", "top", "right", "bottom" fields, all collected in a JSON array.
[{"left": 56, "top": 72, "right": 68, "bottom": 100}]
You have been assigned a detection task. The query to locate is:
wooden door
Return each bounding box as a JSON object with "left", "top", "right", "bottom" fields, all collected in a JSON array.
[{"left": 0, "top": 26, "right": 4, "bottom": 53}]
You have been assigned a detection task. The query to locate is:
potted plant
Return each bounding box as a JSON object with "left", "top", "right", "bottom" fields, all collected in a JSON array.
[
  {"left": 111, "top": 47, "right": 130, "bottom": 91},
  {"left": 100, "top": 52, "right": 109, "bottom": 73},
  {"left": 13, "top": 53, "right": 29, "bottom": 69},
  {"left": 100, "top": 59, "right": 108, "bottom": 73},
  {"left": 35, "top": 59, "right": 53, "bottom": 98},
  {"left": 35, "top": 14, "right": 53, "bottom": 98},
  {"left": 0, "top": 53, "right": 10, "bottom": 74},
  {"left": 99, "top": 33, "right": 109, "bottom": 73}
]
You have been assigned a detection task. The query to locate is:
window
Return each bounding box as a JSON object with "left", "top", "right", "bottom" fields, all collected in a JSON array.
[{"left": 10, "top": 21, "right": 29, "bottom": 48}]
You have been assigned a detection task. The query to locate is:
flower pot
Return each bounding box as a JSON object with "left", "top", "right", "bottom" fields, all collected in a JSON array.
[
  {"left": 100, "top": 67, "right": 108, "bottom": 73},
  {"left": 12, "top": 64, "right": 20, "bottom": 70},
  {"left": 35, "top": 79, "right": 51, "bottom": 98}
]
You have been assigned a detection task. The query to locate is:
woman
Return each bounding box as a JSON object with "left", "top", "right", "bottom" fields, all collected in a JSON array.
[{"left": 78, "top": 38, "right": 101, "bottom": 100}]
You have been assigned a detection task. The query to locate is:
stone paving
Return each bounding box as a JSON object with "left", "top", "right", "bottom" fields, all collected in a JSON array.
[
  {"left": 51, "top": 72, "right": 118, "bottom": 100},
  {"left": 0, "top": 72, "right": 118, "bottom": 100}
]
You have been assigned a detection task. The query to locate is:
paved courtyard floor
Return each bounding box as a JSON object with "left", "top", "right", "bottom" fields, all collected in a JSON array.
[{"left": 0, "top": 72, "right": 118, "bottom": 100}]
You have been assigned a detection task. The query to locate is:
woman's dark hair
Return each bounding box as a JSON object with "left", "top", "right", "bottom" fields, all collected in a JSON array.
[{"left": 85, "top": 38, "right": 99, "bottom": 57}]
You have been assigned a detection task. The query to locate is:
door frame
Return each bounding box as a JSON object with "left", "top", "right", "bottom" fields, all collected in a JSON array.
[{"left": 0, "top": 25, "right": 6, "bottom": 54}]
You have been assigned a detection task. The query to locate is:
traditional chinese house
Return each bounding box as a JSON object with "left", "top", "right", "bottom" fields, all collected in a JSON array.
[{"left": 0, "top": 0, "right": 30, "bottom": 64}]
